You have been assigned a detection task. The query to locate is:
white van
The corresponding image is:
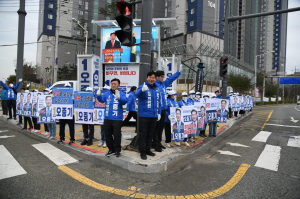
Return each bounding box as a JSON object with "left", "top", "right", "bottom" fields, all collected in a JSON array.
[{"left": 49, "top": 80, "right": 78, "bottom": 91}]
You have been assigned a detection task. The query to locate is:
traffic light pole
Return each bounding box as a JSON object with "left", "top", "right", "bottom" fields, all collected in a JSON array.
[{"left": 222, "top": 1, "right": 229, "bottom": 100}]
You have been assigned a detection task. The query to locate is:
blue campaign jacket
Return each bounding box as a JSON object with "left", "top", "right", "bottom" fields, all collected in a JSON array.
[
  {"left": 178, "top": 99, "right": 193, "bottom": 107},
  {"left": 216, "top": 94, "right": 222, "bottom": 99},
  {"left": 126, "top": 91, "right": 136, "bottom": 112},
  {"left": 165, "top": 98, "right": 179, "bottom": 123},
  {"left": 0, "top": 81, "right": 20, "bottom": 100},
  {"left": 1, "top": 90, "right": 7, "bottom": 100},
  {"left": 226, "top": 95, "right": 231, "bottom": 108},
  {"left": 96, "top": 89, "right": 127, "bottom": 121},
  {"left": 155, "top": 71, "right": 181, "bottom": 110},
  {"left": 136, "top": 81, "right": 162, "bottom": 118}
]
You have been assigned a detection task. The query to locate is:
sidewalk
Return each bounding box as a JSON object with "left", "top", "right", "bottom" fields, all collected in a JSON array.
[{"left": 1, "top": 112, "right": 252, "bottom": 173}]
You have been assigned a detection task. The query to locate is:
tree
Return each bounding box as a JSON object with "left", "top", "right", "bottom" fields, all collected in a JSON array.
[
  {"left": 58, "top": 64, "right": 77, "bottom": 81},
  {"left": 6, "top": 75, "right": 16, "bottom": 84},
  {"left": 227, "top": 72, "right": 252, "bottom": 94}
]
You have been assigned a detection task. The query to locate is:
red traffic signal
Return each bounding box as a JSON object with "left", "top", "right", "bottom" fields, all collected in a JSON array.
[
  {"left": 115, "top": 1, "right": 133, "bottom": 46},
  {"left": 220, "top": 56, "right": 228, "bottom": 77},
  {"left": 116, "top": 0, "right": 132, "bottom": 17}
]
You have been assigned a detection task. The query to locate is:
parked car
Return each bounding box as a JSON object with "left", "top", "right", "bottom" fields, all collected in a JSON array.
[{"left": 297, "top": 100, "right": 300, "bottom": 105}]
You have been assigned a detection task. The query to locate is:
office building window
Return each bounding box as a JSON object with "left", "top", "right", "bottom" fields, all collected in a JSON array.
[
  {"left": 85, "top": 2, "right": 88, "bottom": 10},
  {"left": 48, "top": 14, "right": 53, "bottom": 19},
  {"left": 190, "top": 33, "right": 193, "bottom": 38},
  {"left": 167, "top": 40, "right": 170, "bottom": 44},
  {"left": 190, "top": 20, "right": 194, "bottom": 26},
  {"left": 48, "top": 3, "right": 53, "bottom": 8},
  {"left": 78, "top": 10, "right": 83, "bottom": 15},
  {"left": 65, "top": 51, "right": 70, "bottom": 54},
  {"left": 46, "top": 57, "right": 50, "bottom": 62},
  {"left": 168, "top": 7, "right": 171, "bottom": 12},
  {"left": 79, "top": 0, "right": 84, "bottom": 5},
  {"left": 47, "top": 25, "right": 52, "bottom": 30},
  {"left": 47, "top": 46, "right": 51, "bottom": 51},
  {"left": 65, "top": 62, "right": 70, "bottom": 65},
  {"left": 191, "top": 8, "right": 194, "bottom": 14}
]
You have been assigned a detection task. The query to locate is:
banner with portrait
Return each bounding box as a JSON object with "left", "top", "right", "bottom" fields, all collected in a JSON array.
[
  {"left": 37, "top": 95, "right": 55, "bottom": 124},
  {"left": 32, "top": 92, "right": 43, "bottom": 117},
  {"left": 244, "top": 97, "right": 250, "bottom": 111},
  {"left": 205, "top": 98, "right": 220, "bottom": 123},
  {"left": 217, "top": 99, "right": 229, "bottom": 123},
  {"left": 74, "top": 91, "right": 94, "bottom": 124},
  {"left": 22, "top": 92, "right": 32, "bottom": 117},
  {"left": 230, "top": 96, "right": 240, "bottom": 112},
  {"left": 51, "top": 88, "right": 74, "bottom": 120},
  {"left": 169, "top": 107, "right": 184, "bottom": 142},
  {"left": 239, "top": 96, "right": 244, "bottom": 110},
  {"left": 194, "top": 99, "right": 206, "bottom": 131},
  {"left": 16, "top": 93, "right": 22, "bottom": 115},
  {"left": 182, "top": 106, "right": 198, "bottom": 138}
]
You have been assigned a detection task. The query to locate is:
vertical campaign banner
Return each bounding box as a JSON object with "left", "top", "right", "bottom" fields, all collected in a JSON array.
[
  {"left": 37, "top": 95, "right": 55, "bottom": 124},
  {"left": 23, "top": 92, "right": 32, "bottom": 117},
  {"left": 16, "top": 93, "right": 22, "bottom": 115},
  {"left": 230, "top": 96, "right": 240, "bottom": 112},
  {"left": 217, "top": 99, "right": 229, "bottom": 123},
  {"left": 182, "top": 106, "right": 197, "bottom": 138},
  {"left": 32, "top": 92, "right": 43, "bottom": 117},
  {"left": 170, "top": 107, "right": 184, "bottom": 142},
  {"left": 94, "top": 90, "right": 107, "bottom": 125},
  {"left": 206, "top": 98, "right": 220, "bottom": 123},
  {"left": 52, "top": 88, "right": 73, "bottom": 120},
  {"left": 239, "top": 96, "right": 244, "bottom": 110},
  {"left": 77, "top": 55, "right": 101, "bottom": 91},
  {"left": 194, "top": 99, "right": 206, "bottom": 131},
  {"left": 161, "top": 57, "right": 178, "bottom": 93},
  {"left": 244, "top": 97, "right": 250, "bottom": 111},
  {"left": 74, "top": 91, "right": 94, "bottom": 124}
]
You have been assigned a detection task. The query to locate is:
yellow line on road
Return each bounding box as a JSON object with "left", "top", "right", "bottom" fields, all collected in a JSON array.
[
  {"left": 242, "top": 124, "right": 262, "bottom": 128},
  {"left": 58, "top": 163, "right": 250, "bottom": 198},
  {"left": 261, "top": 110, "right": 273, "bottom": 131}
]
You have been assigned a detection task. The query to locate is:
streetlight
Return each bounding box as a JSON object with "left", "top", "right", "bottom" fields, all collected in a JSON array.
[
  {"left": 254, "top": 51, "right": 274, "bottom": 97},
  {"left": 72, "top": 18, "right": 88, "bottom": 55}
]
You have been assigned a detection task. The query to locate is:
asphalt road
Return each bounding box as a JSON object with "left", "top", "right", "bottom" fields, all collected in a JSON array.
[{"left": 0, "top": 104, "right": 299, "bottom": 199}]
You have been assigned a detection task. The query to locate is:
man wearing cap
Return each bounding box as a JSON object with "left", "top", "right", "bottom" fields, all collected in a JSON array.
[
  {"left": 105, "top": 32, "right": 121, "bottom": 49},
  {"left": 152, "top": 65, "right": 182, "bottom": 152},
  {"left": 188, "top": 90, "right": 198, "bottom": 104},
  {"left": 195, "top": 92, "right": 201, "bottom": 101},
  {"left": 215, "top": 90, "right": 222, "bottom": 99},
  {"left": 178, "top": 92, "right": 192, "bottom": 107}
]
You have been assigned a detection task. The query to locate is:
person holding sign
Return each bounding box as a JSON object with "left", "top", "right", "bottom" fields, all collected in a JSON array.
[
  {"left": 136, "top": 71, "right": 162, "bottom": 160},
  {"left": 188, "top": 90, "right": 198, "bottom": 104},
  {"left": 199, "top": 106, "right": 207, "bottom": 137},
  {"left": 217, "top": 100, "right": 228, "bottom": 122},
  {"left": 165, "top": 90, "right": 179, "bottom": 148},
  {"left": 22, "top": 90, "right": 33, "bottom": 131},
  {"left": 172, "top": 108, "right": 184, "bottom": 146},
  {"left": 152, "top": 65, "right": 182, "bottom": 152},
  {"left": 96, "top": 78, "right": 127, "bottom": 157},
  {"left": 195, "top": 92, "right": 201, "bottom": 101},
  {"left": 178, "top": 92, "right": 192, "bottom": 107}
]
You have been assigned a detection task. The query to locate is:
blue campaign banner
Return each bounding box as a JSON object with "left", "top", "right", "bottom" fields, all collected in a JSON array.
[
  {"left": 93, "top": 90, "right": 107, "bottom": 125},
  {"left": 52, "top": 87, "right": 73, "bottom": 120},
  {"left": 279, "top": 78, "right": 300, "bottom": 85},
  {"left": 74, "top": 91, "right": 94, "bottom": 124},
  {"left": 205, "top": 99, "right": 219, "bottom": 123}
]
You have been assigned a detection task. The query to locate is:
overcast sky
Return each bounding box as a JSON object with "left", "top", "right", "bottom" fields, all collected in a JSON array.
[{"left": 0, "top": 0, "right": 299, "bottom": 83}]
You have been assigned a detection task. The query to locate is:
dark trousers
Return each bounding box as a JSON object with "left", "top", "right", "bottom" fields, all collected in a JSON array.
[
  {"left": 19, "top": 115, "right": 22, "bottom": 124},
  {"left": 24, "top": 117, "right": 33, "bottom": 129},
  {"left": 82, "top": 124, "right": 94, "bottom": 139},
  {"left": 164, "top": 122, "right": 171, "bottom": 143},
  {"left": 7, "top": 99, "right": 16, "bottom": 118},
  {"left": 59, "top": 118, "right": 75, "bottom": 141},
  {"left": 200, "top": 124, "right": 207, "bottom": 135},
  {"left": 228, "top": 108, "right": 232, "bottom": 118},
  {"left": 2, "top": 100, "right": 8, "bottom": 115},
  {"left": 139, "top": 117, "right": 157, "bottom": 153},
  {"left": 152, "top": 110, "right": 166, "bottom": 148},
  {"left": 234, "top": 111, "right": 238, "bottom": 117},
  {"left": 104, "top": 119, "right": 122, "bottom": 153},
  {"left": 122, "top": 111, "right": 137, "bottom": 131},
  {"left": 32, "top": 117, "right": 40, "bottom": 130},
  {"left": 44, "top": 123, "right": 49, "bottom": 132}
]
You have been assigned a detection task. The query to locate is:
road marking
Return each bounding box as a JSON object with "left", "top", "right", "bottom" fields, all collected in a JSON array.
[
  {"left": 0, "top": 130, "right": 8, "bottom": 133},
  {"left": 294, "top": 106, "right": 300, "bottom": 112},
  {"left": 290, "top": 117, "right": 299, "bottom": 123},
  {"left": 287, "top": 136, "right": 300, "bottom": 148},
  {"left": 0, "top": 145, "right": 27, "bottom": 180},
  {"left": 227, "top": 142, "right": 250, "bottom": 148},
  {"left": 254, "top": 144, "right": 281, "bottom": 171},
  {"left": 261, "top": 110, "right": 273, "bottom": 130},
  {"left": 58, "top": 163, "right": 250, "bottom": 198},
  {"left": 0, "top": 135, "right": 15, "bottom": 139},
  {"left": 265, "top": 123, "right": 300, "bottom": 128},
  {"left": 252, "top": 131, "right": 272, "bottom": 142},
  {"left": 217, "top": 150, "right": 241, "bottom": 157},
  {"left": 243, "top": 124, "right": 262, "bottom": 128},
  {"left": 32, "top": 143, "right": 78, "bottom": 166}
]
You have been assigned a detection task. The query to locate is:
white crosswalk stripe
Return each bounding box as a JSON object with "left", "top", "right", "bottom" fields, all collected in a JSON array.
[
  {"left": 251, "top": 131, "right": 272, "bottom": 142},
  {"left": 0, "top": 145, "right": 27, "bottom": 180},
  {"left": 32, "top": 143, "right": 78, "bottom": 166},
  {"left": 254, "top": 144, "right": 281, "bottom": 171},
  {"left": 287, "top": 136, "right": 300, "bottom": 148}
]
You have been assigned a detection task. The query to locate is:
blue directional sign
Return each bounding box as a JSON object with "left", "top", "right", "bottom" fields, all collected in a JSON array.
[{"left": 279, "top": 78, "right": 300, "bottom": 85}]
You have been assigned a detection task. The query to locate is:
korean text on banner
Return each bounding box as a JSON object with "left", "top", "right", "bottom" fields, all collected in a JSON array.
[
  {"left": 93, "top": 89, "right": 106, "bottom": 125},
  {"left": 74, "top": 91, "right": 94, "bottom": 124},
  {"left": 206, "top": 98, "right": 219, "bottom": 123},
  {"left": 37, "top": 95, "right": 55, "bottom": 124},
  {"left": 182, "top": 106, "right": 198, "bottom": 138},
  {"left": 16, "top": 93, "right": 21, "bottom": 115},
  {"left": 230, "top": 96, "right": 240, "bottom": 112},
  {"left": 217, "top": 99, "right": 229, "bottom": 123},
  {"left": 52, "top": 88, "right": 74, "bottom": 120},
  {"left": 194, "top": 99, "right": 206, "bottom": 131},
  {"left": 170, "top": 107, "right": 184, "bottom": 142},
  {"left": 22, "top": 92, "right": 32, "bottom": 117},
  {"left": 32, "top": 92, "right": 43, "bottom": 117}
]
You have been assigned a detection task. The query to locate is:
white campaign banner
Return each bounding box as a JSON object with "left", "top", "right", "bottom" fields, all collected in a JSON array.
[
  {"left": 93, "top": 109, "right": 104, "bottom": 125},
  {"left": 263, "top": 97, "right": 269, "bottom": 102},
  {"left": 16, "top": 93, "right": 22, "bottom": 115},
  {"left": 271, "top": 98, "right": 276, "bottom": 102},
  {"left": 22, "top": 92, "right": 32, "bottom": 117}
]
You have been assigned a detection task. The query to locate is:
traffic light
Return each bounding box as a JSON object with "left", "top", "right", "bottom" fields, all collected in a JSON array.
[
  {"left": 115, "top": 1, "right": 133, "bottom": 46},
  {"left": 220, "top": 56, "right": 228, "bottom": 77}
]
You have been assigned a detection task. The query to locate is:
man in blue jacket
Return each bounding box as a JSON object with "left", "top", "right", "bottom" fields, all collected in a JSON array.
[
  {"left": 152, "top": 65, "right": 182, "bottom": 152},
  {"left": 1, "top": 87, "right": 7, "bottom": 116},
  {"left": 122, "top": 86, "right": 137, "bottom": 132},
  {"left": 0, "top": 79, "right": 22, "bottom": 120},
  {"left": 97, "top": 78, "right": 127, "bottom": 157},
  {"left": 136, "top": 71, "right": 162, "bottom": 160}
]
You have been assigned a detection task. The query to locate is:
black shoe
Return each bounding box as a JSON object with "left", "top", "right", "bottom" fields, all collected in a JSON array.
[
  {"left": 213, "top": 135, "right": 216, "bottom": 137},
  {"left": 7, "top": 117, "right": 12, "bottom": 120},
  {"left": 141, "top": 152, "right": 147, "bottom": 160},
  {"left": 146, "top": 150, "right": 156, "bottom": 156},
  {"left": 81, "top": 139, "right": 88, "bottom": 145},
  {"left": 160, "top": 144, "right": 166, "bottom": 149},
  {"left": 155, "top": 147, "right": 162, "bottom": 152},
  {"left": 106, "top": 151, "right": 116, "bottom": 157},
  {"left": 87, "top": 139, "right": 93, "bottom": 146},
  {"left": 14, "top": 117, "right": 16, "bottom": 120},
  {"left": 69, "top": 140, "right": 75, "bottom": 145},
  {"left": 115, "top": 151, "right": 121, "bottom": 157},
  {"left": 21, "top": 127, "right": 27, "bottom": 130},
  {"left": 17, "top": 123, "right": 22, "bottom": 125}
]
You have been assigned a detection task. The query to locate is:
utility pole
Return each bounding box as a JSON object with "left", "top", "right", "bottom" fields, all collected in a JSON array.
[
  {"left": 294, "top": 66, "right": 297, "bottom": 103},
  {"left": 263, "top": 71, "right": 266, "bottom": 105},
  {"left": 53, "top": 0, "right": 61, "bottom": 83},
  {"left": 221, "top": 0, "right": 229, "bottom": 100},
  {"left": 16, "top": 0, "right": 27, "bottom": 91}
]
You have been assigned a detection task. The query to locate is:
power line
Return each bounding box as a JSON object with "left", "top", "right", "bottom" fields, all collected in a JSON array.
[{"left": 0, "top": 41, "right": 49, "bottom": 47}]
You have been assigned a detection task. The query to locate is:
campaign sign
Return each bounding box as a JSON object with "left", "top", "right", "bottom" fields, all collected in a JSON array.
[
  {"left": 230, "top": 96, "right": 240, "bottom": 112},
  {"left": 22, "top": 92, "right": 32, "bottom": 117},
  {"left": 16, "top": 93, "right": 22, "bottom": 115},
  {"left": 74, "top": 91, "right": 94, "bottom": 124},
  {"left": 239, "top": 96, "right": 244, "bottom": 110},
  {"left": 170, "top": 107, "right": 184, "bottom": 142},
  {"left": 182, "top": 106, "right": 198, "bottom": 138},
  {"left": 206, "top": 98, "right": 220, "bottom": 123},
  {"left": 32, "top": 92, "right": 43, "bottom": 117},
  {"left": 217, "top": 99, "right": 229, "bottom": 123},
  {"left": 37, "top": 95, "right": 55, "bottom": 124},
  {"left": 194, "top": 100, "right": 206, "bottom": 131},
  {"left": 93, "top": 90, "right": 107, "bottom": 125},
  {"left": 52, "top": 88, "right": 73, "bottom": 120},
  {"left": 244, "top": 97, "right": 250, "bottom": 111}
]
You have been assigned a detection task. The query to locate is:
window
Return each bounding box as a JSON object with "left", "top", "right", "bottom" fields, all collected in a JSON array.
[
  {"left": 85, "top": 2, "right": 88, "bottom": 10},
  {"left": 190, "top": 20, "right": 194, "bottom": 26},
  {"left": 47, "top": 46, "right": 51, "bottom": 51},
  {"left": 47, "top": 25, "right": 52, "bottom": 30},
  {"left": 168, "top": 7, "right": 171, "bottom": 12},
  {"left": 174, "top": 39, "right": 178, "bottom": 43},
  {"left": 45, "top": 68, "right": 50, "bottom": 73},
  {"left": 66, "top": 30, "right": 71, "bottom": 34},
  {"left": 65, "top": 62, "right": 70, "bottom": 65},
  {"left": 167, "top": 29, "right": 170, "bottom": 33},
  {"left": 191, "top": 8, "right": 194, "bottom": 14},
  {"left": 167, "top": 40, "right": 170, "bottom": 44},
  {"left": 65, "top": 51, "right": 70, "bottom": 54},
  {"left": 78, "top": 10, "right": 83, "bottom": 15},
  {"left": 67, "top": 19, "right": 72, "bottom": 23},
  {"left": 79, "top": 0, "right": 84, "bottom": 5},
  {"left": 48, "top": 14, "right": 53, "bottom": 19},
  {"left": 46, "top": 57, "right": 50, "bottom": 62},
  {"left": 48, "top": 3, "right": 53, "bottom": 8},
  {"left": 77, "top": 30, "right": 81, "bottom": 35},
  {"left": 190, "top": 33, "right": 193, "bottom": 38}
]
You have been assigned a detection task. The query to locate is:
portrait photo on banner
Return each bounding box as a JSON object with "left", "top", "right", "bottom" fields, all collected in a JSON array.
[
  {"left": 37, "top": 95, "right": 55, "bottom": 124},
  {"left": 170, "top": 107, "right": 184, "bottom": 142}
]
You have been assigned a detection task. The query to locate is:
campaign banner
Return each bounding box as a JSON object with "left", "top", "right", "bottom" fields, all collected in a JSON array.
[
  {"left": 37, "top": 95, "right": 55, "bottom": 124},
  {"left": 244, "top": 97, "right": 250, "bottom": 110},
  {"left": 52, "top": 88, "right": 73, "bottom": 120},
  {"left": 74, "top": 91, "right": 94, "bottom": 124},
  {"left": 278, "top": 97, "right": 282, "bottom": 101},
  {"left": 194, "top": 100, "right": 206, "bottom": 132},
  {"left": 254, "top": 87, "right": 259, "bottom": 97},
  {"left": 170, "top": 107, "right": 184, "bottom": 142},
  {"left": 239, "top": 96, "right": 244, "bottom": 110},
  {"left": 271, "top": 98, "right": 276, "bottom": 102},
  {"left": 32, "top": 92, "right": 43, "bottom": 117},
  {"left": 161, "top": 57, "right": 178, "bottom": 93},
  {"left": 182, "top": 106, "right": 198, "bottom": 137},
  {"left": 297, "top": 95, "right": 300, "bottom": 100},
  {"left": 263, "top": 97, "right": 269, "bottom": 102},
  {"left": 16, "top": 93, "right": 22, "bottom": 115},
  {"left": 205, "top": 98, "right": 220, "bottom": 123},
  {"left": 94, "top": 90, "right": 106, "bottom": 125},
  {"left": 217, "top": 99, "right": 229, "bottom": 123},
  {"left": 230, "top": 96, "right": 240, "bottom": 112},
  {"left": 101, "top": 26, "right": 159, "bottom": 63},
  {"left": 22, "top": 92, "right": 32, "bottom": 117}
]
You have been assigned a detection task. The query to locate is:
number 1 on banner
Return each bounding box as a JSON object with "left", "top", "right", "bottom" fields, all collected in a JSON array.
[
  {"left": 75, "top": 111, "right": 78, "bottom": 121},
  {"left": 171, "top": 132, "right": 175, "bottom": 141},
  {"left": 53, "top": 107, "right": 56, "bottom": 117},
  {"left": 94, "top": 110, "right": 97, "bottom": 121},
  {"left": 38, "top": 116, "right": 42, "bottom": 123}
]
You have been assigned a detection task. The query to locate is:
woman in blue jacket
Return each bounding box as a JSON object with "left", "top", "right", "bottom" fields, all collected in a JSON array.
[
  {"left": 165, "top": 90, "right": 179, "bottom": 148},
  {"left": 122, "top": 86, "right": 137, "bottom": 132}
]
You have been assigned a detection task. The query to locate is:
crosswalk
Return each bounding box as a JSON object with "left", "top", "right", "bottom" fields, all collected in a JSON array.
[{"left": 0, "top": 143, "right": 78, "bottom": 181}]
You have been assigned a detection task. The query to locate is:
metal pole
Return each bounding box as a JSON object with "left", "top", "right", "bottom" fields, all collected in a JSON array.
[
  {"left": 51, "top": 42, "right": 55, "bottom": 85},
  {"left": 54, "top": 0, "right": 61, "bottom": 83},
  {"left": 263, "top": 73, "right": 265, "bottom": 105},
  {"left": 85, "top": 31, "right": 88, "bottom": 54},
  {"left": 254, "top": 55, "right": 257, "bottom": 96},
  {"left": 222, "top": 0, "right": 229, "bottom": 99},
  {"left": 16, "top": 0, "right": 27, "bottom": 91}
]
